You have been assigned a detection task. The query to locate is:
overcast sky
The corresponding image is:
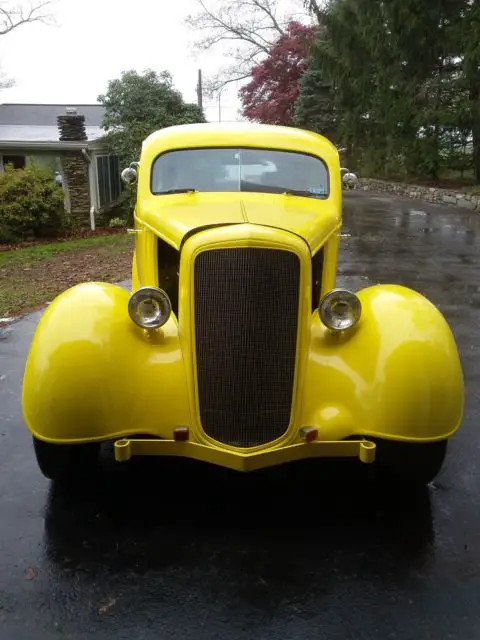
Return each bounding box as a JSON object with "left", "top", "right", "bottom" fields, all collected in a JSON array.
[{"left": 0, "top": 0, "right": 242, "bottom": 122}]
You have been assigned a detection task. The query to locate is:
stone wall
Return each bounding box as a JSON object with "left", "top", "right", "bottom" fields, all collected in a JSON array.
[
  {"left": 357, "top": 178, "right": 480, "bottom": 212},
  {"left": 57, "top": 113, "right": 90, "bottom": 224},
  {"left": 61, "top": 152, "right": 90, "bottom": 222}
]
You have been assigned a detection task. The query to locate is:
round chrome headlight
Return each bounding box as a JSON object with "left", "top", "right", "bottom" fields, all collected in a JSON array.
[
  {"left": 128, "top": 287, "right": 172, "bottom": 329},
  {"left": 319, "top": 289, "right": 361, "bottom": 332}
]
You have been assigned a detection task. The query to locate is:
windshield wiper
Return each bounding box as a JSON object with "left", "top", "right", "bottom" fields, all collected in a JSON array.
[
  {"left": 283, "top": 189, "right": 327, "bottom": 199},
  {"left": 156, "top": 188, "right": 197, "bottom": 195}
]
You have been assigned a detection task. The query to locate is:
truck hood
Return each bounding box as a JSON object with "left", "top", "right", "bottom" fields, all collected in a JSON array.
[{"left": 141, "top": 193, "right": 340, "bottom": 253}]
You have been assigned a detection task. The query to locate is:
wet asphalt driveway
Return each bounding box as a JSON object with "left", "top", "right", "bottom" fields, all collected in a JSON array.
[{"left": 1, "top": 191, "right": 480, "bottom": 639}]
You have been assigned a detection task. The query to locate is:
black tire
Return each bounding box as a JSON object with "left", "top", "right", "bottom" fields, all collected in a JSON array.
[
  {"left": 33, "top": 436, "right": 100, "bottom": 482},
  {"left": 373, "top": 438, "right": 448, "bottom": 485}
]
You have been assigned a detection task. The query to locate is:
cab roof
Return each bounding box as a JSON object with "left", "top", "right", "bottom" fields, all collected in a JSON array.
[{"left": 140, "top": 122, "right": 340, "bottom": 167}]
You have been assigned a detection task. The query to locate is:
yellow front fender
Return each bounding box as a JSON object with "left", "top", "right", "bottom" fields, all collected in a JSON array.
[
  {"left": 23, "top": 282, "right": 463, "bottom": 449},
  {"left": 22, "top": 282, "right": 191, "bottom": 444},
  {"left": 301, "top": 284, "right": 464, "bottom": 442}
]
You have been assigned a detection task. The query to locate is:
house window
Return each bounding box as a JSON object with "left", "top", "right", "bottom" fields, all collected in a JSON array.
[
  {"left": 96, "top": 154, "right": 122, "bottom": 208},
  {"left": 2, "top": 154, "right": 26, "bottom": 170}
]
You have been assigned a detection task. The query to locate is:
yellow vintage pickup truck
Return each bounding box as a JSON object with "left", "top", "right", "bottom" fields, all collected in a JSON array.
[{"left": 22, "top": 122, "right": 464, "bottom": 485}]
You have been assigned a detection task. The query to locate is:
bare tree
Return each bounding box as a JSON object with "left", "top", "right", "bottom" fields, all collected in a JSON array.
[
  {"left": 186, "top": 0, "right": 312, "bottom": 94},
  {"left": 0, "top": 1, "right": 51, "bottom": 35},
  {"left": 0, "top": 1, "right": 53, "bottom": 88}
]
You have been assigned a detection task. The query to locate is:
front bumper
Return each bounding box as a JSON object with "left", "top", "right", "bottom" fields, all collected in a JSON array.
[{"left": 114, "top": 438, "right": 376, "bottom": 472}]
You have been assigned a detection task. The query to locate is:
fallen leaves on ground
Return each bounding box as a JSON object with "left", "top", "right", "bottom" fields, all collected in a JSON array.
[
  {"left": 25, "top": 566, "right": 38, "bottom": 581},
  {"left": 0, "top": 235, "right": 134, "bottom": 318},
  {"left": 98, "top": 597, "right": 117, "bottom": 614}
]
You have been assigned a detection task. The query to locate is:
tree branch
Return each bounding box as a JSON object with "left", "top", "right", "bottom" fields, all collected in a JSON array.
[
  {"left": 249, "top": 0, "right": 285, "bottom": 35},
  {"left": 187, "top": 1, "right": 272, "bottom": 53},
  {"left": 186, "top": 0, "right": 313, "bottom": 95},
  {"left": 186, "top": 0, "right": 307, "bottom": 53},
  {"left": 0, "top": 2, "right": 51, "bottom": 36}
]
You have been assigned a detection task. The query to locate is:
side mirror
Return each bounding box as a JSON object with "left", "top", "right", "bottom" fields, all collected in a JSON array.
[
  {"left": 121, "top": 167, "right": 137, "bottom": 185},
  {"left": 121, "top": 162, "right": 139, "bottom": 185}
]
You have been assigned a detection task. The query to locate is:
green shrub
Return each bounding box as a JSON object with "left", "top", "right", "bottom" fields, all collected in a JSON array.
[
  {"left": 108, "top": 216, "right": 128, "bottom": 228},
  {"left": 0, "top": 164, "right": 65, "bottom": 243}
]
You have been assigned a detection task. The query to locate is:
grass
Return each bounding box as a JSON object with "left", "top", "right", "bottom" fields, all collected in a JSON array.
[
  {"left": 0, "top": 234, "right": 134, "bottom": 319},
  {"left": 0, "top": 234, "right": 131, "bottom": 267}
]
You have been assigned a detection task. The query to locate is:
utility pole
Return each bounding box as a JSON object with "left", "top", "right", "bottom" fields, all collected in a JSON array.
[
  {"left": 196, "top": 69, "right": 203, "bottom": 110},
  {"left": 218, "top": 88, "right": 222, "bottom": 122}
]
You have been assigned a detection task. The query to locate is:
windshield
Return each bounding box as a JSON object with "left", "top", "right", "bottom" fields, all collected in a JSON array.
[{"left": 151, "top": 148, "right": 329, "bottom": 197}]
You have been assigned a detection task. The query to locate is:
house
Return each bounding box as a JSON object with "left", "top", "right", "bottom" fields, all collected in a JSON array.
[{"left": 0, "top": 103, "right": 123, "bottom": 223}]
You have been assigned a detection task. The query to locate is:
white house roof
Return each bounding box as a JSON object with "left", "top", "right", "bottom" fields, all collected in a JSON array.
[
  {"left": 0, "top": 103, "right": 106, "bottom": 148},
  {"left": 0, "top": 103, "right": 105, "bottom": 126},
  {"left": 0, "top": 124, "right": 104, "bottom": 143}
]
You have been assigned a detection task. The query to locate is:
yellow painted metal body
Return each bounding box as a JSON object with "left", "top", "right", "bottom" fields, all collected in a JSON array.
[{"left": 22, "top": 123, "right": 464, "bottom": 471}]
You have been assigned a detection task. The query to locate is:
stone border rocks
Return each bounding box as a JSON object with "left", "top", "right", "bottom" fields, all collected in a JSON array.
[{"left": 357, "top": 178, "right": 480, "bottom": 212}]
